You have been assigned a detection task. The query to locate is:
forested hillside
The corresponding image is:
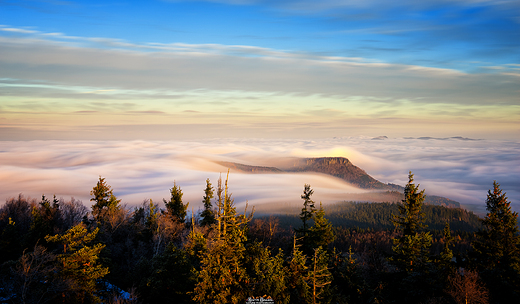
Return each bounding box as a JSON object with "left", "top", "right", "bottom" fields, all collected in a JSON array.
[
  {"left": 0, "top": 174, "right": 518, "bottom": 304},
  {"left": 270, "top": 201, "right": 481, "bottom": 231}
]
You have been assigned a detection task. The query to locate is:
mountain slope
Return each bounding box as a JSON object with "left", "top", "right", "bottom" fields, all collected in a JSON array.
[
  {"left": 284, "top": 157, "right": 393, "bottom": 190},
  {"left": 217, "top": 161, "right": 283, "bottom": 173},
  {"left": 219, "top": 157, "right": 399, "bottom": 190},
  {"left": 216, "top": 157, "right": 460, "bottom": 208}
]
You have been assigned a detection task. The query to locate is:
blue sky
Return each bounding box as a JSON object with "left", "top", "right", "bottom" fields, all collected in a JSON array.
[
  {"left": 0, "top": 0, "right": 519, "bottom": 140},
  {"left": 2, "top": 0, "right": 518, "bottom": 70}
]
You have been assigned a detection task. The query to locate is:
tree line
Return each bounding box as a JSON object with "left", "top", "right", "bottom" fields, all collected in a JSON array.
[{"left": 0, "top": 172, "right": 518, "bottom": 304}]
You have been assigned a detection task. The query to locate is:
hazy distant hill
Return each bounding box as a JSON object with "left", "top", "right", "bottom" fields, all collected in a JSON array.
[
  {"left": 425, "top": 195, "right": 460, "bottom": 208},
  {"left": 217, "top": 156, "right": 460, "bottom": 208}
]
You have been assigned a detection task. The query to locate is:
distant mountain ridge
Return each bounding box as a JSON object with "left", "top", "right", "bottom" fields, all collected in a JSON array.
[
  {"left": 217, "top": 157, "right": 460, "bottom": 208},
  {"left": 219, "top": 157, "right": 399, "bottom": 190}
]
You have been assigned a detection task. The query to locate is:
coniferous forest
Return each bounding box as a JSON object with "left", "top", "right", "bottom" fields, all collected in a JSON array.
[{"left": 0, "top": 173, "right": 519, "bottom": 304}]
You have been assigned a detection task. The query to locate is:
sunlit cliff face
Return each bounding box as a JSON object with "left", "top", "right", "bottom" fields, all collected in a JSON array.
[{"left": 0, "top": 137, "right": 518, "bottom": 215}]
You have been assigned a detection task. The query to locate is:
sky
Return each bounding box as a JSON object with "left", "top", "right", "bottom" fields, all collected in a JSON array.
[
  {"left": 0, "top": 1, "right": 519, "bottom": 214},
  {"left": 0, "top": 0, "right": 519, "bottom": 140}
]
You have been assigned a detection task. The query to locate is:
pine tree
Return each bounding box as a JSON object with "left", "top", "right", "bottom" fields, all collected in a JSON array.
[
  {"left": 392, "top": 172, "right": 432, "bottom": 273},
  {"left": 45, "top": 224, "right": 109, "bottom": 303},
  {"left": 200, "top": 178, "right": 216, "bottom": 227},
  {"left": 164, "top": 181, "right": 189, "bottom": 223},
  {"left": 472, "top": 181, "right": 520, "bottom": 302}
]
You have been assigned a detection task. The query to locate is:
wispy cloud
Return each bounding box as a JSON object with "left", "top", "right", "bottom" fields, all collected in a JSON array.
[
  {"left": 0, "top": 29, "right": 517, "bottom": 105},
  {"left": 0, "top": 24, "right": 518, "bottom": 140}
]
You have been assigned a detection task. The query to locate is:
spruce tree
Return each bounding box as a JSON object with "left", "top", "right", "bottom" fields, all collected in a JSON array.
[
  {"left": 437, "top": 221, "right": 454, "bottom": 273},
  {"left": 390, "top": 172, "right": 433, "bottom": 303},
  {"left": 137, "top": 244, "right": 197, "bottom": 303},
  {"left": 246, "top": 242, "right": 289, "bottom": 304},
  {"left": 330, "top": 247, "right": 365, "bottom": 304},
  {"left": 300, "top": 184, "right": 316, "bottom": 232},
  {"left": 164, "top": 181, "right": 189, "bottom": 223},
  {"left": 200, "top": 178, "right": 216, "bottom": 227},
  {"left": 472, "top": 181, "right": 520, "bottom": 302},
  {"left": 90, "top": 177, "right": 121, "bottom": 224},
  {"left": 392, "top": 172, "right": 432, "bottom": 272},
  {"left": 28, "top": 195, "right": 61, "bottom": 246},
  {"left": 193, "top": 174, "right": 253, "bottom": 304},
  {"left": 145, "top": 199, "right": 159, "bottom": 233},
  {"left": 309, "top": 202, "right": 334, "bottom": 251},
  {"left": 433, "top": 222, "right": 455, "bottom": 297},
  {"left": 287, "top": 240, "right": 311, "bottom": 304}
]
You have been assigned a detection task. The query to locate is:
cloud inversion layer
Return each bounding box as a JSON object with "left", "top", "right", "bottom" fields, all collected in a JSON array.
[{"left": 0, "top": 137, "right": 518, "bottom": 215}]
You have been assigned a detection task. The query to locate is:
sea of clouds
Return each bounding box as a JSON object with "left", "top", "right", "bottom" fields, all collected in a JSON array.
[{"left": 0, "top": 137, "right": 518, "bottom": 215}]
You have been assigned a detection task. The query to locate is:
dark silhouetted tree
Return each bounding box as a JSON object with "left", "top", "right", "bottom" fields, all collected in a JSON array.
[
  {"left": 296, "top": 184, "right": 317, "bottom": 254},
  {"left": 200, "top": 178, "right": 216, "bottom": 227},
  {"left": 300, "top": 184, "right": 316, "bottom": 232},
  {"left": 436, "top": 221, "right": 454, "bottom": 278},
  {"left": 28, "top": 195, "right": 61, "bottom": 247},
  {"left": 164, "top": 181, "right": 189, "bottom": 223},
  {"left": 0, "top": 194, "right": 34, "bottom": 263},
  {"left": 2, "top": 245, "right": 69, "bottom": 304},
  {"left": 330, "top": 247, "right": 366, "bottom": 304},
  {"left": 136, "top": 244, "right": 197, "bottom": 303},
  {"left": 60, "top": 197, "right": 88, "bottom": 229},
  {"left": 472, "top": 181, "right": 520, "bottom": 303}
]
